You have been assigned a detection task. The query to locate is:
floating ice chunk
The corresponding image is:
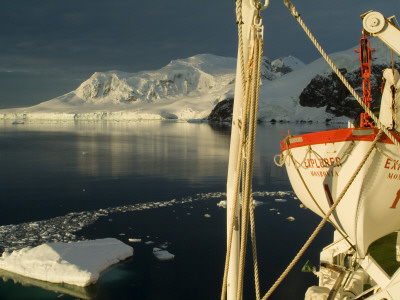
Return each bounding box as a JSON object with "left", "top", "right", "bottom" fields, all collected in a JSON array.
[
  {"left": 128, "top": 238, "right": 141, "bottom": 243},
  {"left": 204, "top": 214, "right": 211, "bottom": 218},
  {"left": 0, "top": 191, "right": 266, "bottom": 253},
  {"left": 286, "top": 216, "right": 295, "bottom": 221},
  {"left": 159, "top": 242, "right": 169, "bottom": 249},
  {"left": 145, "top": 241, "right": 154, "bottom": 245},
  {"left": 217, "top": 199, "right": 262, "bottom": 209},
  {"left": 0, "top": 238, "right": 133, "bottom": 287},
  {"left": 153, "top": 248, "right": 175, "bottom": 261},
  {"left": 253, "top": 200, "right": 263, "bottom": 207},
  {"left": 217, "top": 200, "right": 227, "bottom": 208},
  {"left": 274, "top": 199, "right": 287, "bottom": 203}
]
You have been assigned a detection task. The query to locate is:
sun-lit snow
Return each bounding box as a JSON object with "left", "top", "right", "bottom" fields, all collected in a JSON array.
[
  {"left": 0, "top": 238, "right": 133, "bottom": 287},
  {"left": 0, "top": 53, "right": 300, "bottom": 121},
  {"left": 0, "top": 40, "right": 393, "bottom": 122}
]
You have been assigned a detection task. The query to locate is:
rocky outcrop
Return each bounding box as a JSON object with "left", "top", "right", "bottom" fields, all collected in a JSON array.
[
  {"left": 207, "top": 98, "right": 233, "bottom": 122},
  {"left": 261, "top": 56, "right": 305, "bottom": 81},
  {"left": 299, "top": 64, "right": 400, "bottom": 119}
]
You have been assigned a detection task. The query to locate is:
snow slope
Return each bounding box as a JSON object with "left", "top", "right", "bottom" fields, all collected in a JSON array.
[
  {"left": 0, "top": 53, "right": 303, "bottom": 121},
  {"left": 0, "top": 41, "right": 394, "bottom": 122},
  {"left": 257, "top": 39, "right": 395, "bottom": 122}
]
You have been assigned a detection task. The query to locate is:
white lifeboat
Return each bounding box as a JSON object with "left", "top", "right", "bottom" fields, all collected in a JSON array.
[{"left": 280, "top": 127, "right": 400, "bottom": 257}]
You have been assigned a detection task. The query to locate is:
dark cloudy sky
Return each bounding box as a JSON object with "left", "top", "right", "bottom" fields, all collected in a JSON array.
[{"left": 0, "top": 0, "right": 399, "bottom": 108}]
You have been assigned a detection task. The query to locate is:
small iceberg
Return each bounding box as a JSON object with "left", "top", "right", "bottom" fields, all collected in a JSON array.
[
  {"left": 275, "top": 199, "right": 287, "bottom": 203},
  {"left": 128, "top": 238, "right": 142, "bottom": 243},
  {"left": 153, "top": 248, "right": 175, "bottom": 261},
  {"left": 0, "top": 238, "right": 133, "bottom": 287},
  {"left": 217, "top": 199, "right": 263, "bottom": 209}
]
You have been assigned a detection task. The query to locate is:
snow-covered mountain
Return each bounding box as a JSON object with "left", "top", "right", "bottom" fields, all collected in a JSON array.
[
  {"left": 0, "top": 41, "right": 396, "bottom": 122},
  {"left": 254, "top": 38, "right": 397, "bottom": 123}
]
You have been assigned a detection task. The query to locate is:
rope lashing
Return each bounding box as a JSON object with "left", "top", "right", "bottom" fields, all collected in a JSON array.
[{"left": 221, "top": 1, "right": 264, "bottom": 299}]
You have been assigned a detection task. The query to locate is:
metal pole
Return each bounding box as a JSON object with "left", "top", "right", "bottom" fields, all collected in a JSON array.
[{"left": 226, "top": 1, "right": 257, "bottom": 299}]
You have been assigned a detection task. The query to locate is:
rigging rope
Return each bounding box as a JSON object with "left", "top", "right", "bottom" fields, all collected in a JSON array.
[
  {"left": 221, "top": 0, "right": 263, "bottom": 300},
  {"left": 220, "top": 2, "right": 246, "bottom": 299},
  {"left": 282, "top": 0, "right": 400, "bottom": 149},
  {"left": 237, "top": 34, "right": 264, "bottom": 300},
  {"left": 223, "top": 1, "right": 398, "bottom": 300},
  {"left": 236, "top": 0, "right": 247, "bottom": 98},
  {"left": 221, "top": 2, "right": 264, "bottom": 299}
]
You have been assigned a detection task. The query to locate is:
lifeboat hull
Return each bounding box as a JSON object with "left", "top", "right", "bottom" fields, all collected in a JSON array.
[{"left": 281, "top": 128, "right": 400, "bottom": 257}]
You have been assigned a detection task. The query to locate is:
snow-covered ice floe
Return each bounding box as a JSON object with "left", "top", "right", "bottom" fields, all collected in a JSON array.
[
  {"left": 153, "top": 248, "right": 175, "bottom": 261},
  {"left": 0, "top": 238, "right": 133, "bottom": 287}
]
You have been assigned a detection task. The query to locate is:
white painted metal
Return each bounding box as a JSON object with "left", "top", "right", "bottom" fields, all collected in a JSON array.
[
  {"left": 396, "top": 232, "right": 400, "bottom": 262},
  {"left": 362, "top": 11, "right": 386, "bottom": 34},
  {"left": 380, "top": 69, "right": 400, "bottom": 131},
  {"left": 226, "top": 1, "right": 258, "bottom": 299},
  {"left": 283, "top": 136, "right": 400, "bottom": 257},
  {"left": 360, "top": 255, "right": 391, "bottom": 288},
  {"left": 281, "top": 10, "right": 400, "bottom": 300},
  {"left": 362, "top": 11, "right": 400, "bottom": 56}
]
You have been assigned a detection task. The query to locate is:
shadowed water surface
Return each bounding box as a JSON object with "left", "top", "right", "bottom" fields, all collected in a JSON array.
[{"left": 0, "top": 121, "right": 336, "bottom": 299}]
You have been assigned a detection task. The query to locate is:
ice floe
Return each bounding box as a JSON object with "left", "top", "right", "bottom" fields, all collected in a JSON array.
[
  {"left": 128, "top": 238, "right": 142, "bottom": 243},
  {"left": 153, "top": 248, "right": 175, "bottom": 261},
  {"left": 216, "top": 198, "right": 266, "bottom": 209},
  {"left": 274, "top": 199, "right": 287, "bottom": 203},
  {"left": 0, "top": 238, "right": 133, "bottom": 287},
  {"left": 0, "top": 191, "right": 294, "bottom": 254}
]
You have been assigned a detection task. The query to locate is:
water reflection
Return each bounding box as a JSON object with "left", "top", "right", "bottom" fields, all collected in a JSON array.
[
  {"left": 0, "top": 269, "right": 98, "bottom": 299},
  {"left": 0, "top": 120, "right": 336, "bottom": 187},
  {"left": 73, "top": 122, "right": 232, "bottom": 182}
]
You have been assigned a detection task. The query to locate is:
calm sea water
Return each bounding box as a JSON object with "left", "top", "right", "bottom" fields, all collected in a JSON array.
[{"left": 0, "top": 120, "right": 336, "bottom": 300}]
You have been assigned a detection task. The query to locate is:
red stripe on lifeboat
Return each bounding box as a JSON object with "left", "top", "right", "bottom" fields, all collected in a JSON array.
[{"left": 280, "top": 128, "right": 400, "bottom": 152}]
